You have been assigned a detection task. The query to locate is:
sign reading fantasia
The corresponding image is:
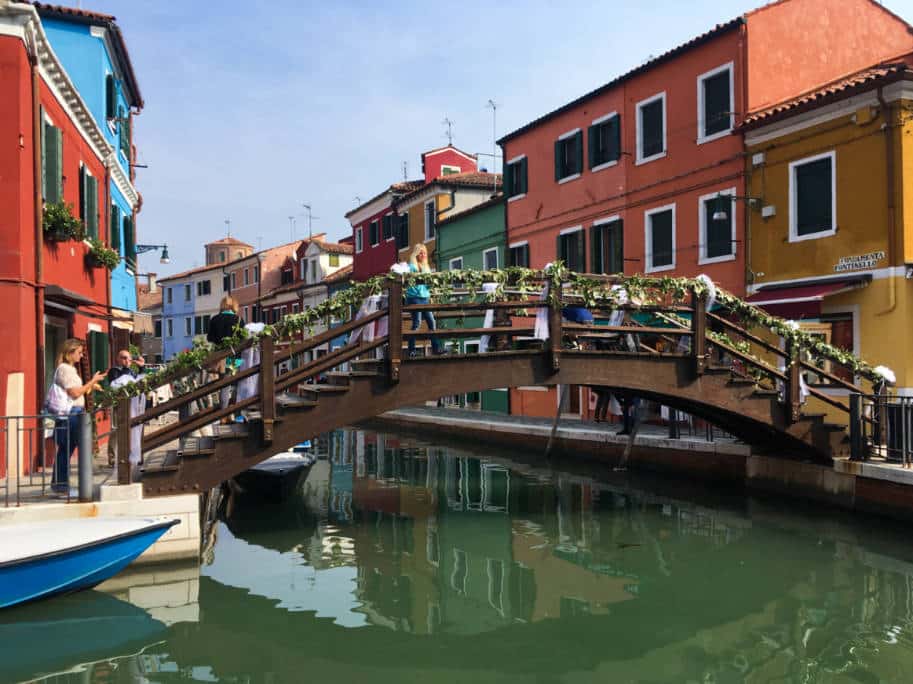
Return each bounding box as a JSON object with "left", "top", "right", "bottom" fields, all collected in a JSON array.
[{"left": 834, "top": 251, "right": 885, "bottom": 273}]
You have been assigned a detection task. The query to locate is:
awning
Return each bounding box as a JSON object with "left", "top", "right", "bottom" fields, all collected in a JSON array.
[{"left": 746, "top": 277, "right": 869, "bottom": 318}]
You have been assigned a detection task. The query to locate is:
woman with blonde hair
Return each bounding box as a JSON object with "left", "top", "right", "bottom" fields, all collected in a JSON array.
[
  {"left": 50, "top": 338, "right": 106, "bottom": 493},
  {"left": 405, "top": 243, "right": 442, "bottom": 356},
  {"left": 207, "top": 295, "right": 244, "bottom": 346}
]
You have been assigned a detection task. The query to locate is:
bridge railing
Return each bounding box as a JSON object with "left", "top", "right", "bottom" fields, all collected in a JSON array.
[
  {"left": 849, "top": 391, "right": 908, "bottom": 463},
  {"left": 103, "top": 268, "right": 888, "bottom": 484}
]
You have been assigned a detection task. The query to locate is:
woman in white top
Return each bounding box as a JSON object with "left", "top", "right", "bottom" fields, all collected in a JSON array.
[{"left": 51, "top": 338, "right": 105, "bottom": 493}]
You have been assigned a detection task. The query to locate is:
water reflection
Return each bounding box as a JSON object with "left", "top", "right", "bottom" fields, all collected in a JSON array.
[{"left": 8, "top": 428, "right": 913, "bottom": 682}]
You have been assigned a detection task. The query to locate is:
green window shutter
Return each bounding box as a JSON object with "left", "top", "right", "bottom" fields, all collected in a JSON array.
[
  {"left": 590, "top": 225, "right": 602, "bottom": 274},
  {"left": 110, "top": 205, "right": 121, "bottom": 252},
  {"left": 79, "top": 165, "right": 87, "bottom": 226},
  {"left": 40, "top": 107, "right": 47, "bottom": 200},
  {"left": 556, "top": 233, "right": 562, "bottom": 264},
  {"left": 119, "top": 108, "right": 130, "bottom": 160},
  {"left": 587, "top": 125, "right": 597, "bottom": 169},
  {"left": 610, "top": 116, "right": 621, "bottom": 162},
  {"left": 105, "top": 75, "right": 116, "bottom": 120},
  {"left": 124, "top": 215, "right": 135, "bottom": 267},
  {"left": 88, "top": 330, "right": 109, "bottom": 375},
  {"left": 86, "top": 175, "right": 98, "bottom": 239},
  {"left": 611, "top": 219, "right": 624, "bottom": 273},
  {"left": 554, "top": 140, "right": 562, "bottom": 181},
  {"left": 521, "top": 158, "right": 528, "bottom": 194},
  {"left": 574, "top": 131, "right": 584, "bottom": 175},
  {"left": 43, "top": 123, "right": 62, "bottom": 204},
  {"left": 504, "top": 162, "right": 513, "bottom": 196}
]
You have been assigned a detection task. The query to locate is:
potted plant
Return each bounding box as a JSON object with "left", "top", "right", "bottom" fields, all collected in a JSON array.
[
  {"left": 87, "top": 238, "right": 121, "bottom": 270},
  {"left": 43, "top": 201, "right": 85, "bottom": 242}
]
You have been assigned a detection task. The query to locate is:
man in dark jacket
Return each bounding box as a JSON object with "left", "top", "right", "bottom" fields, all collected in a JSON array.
[{"left": 107, "top": 349, "right": 145, "bottom": 384}]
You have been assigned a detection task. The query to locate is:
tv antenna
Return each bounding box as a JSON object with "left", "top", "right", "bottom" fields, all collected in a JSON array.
[
  {"left": 402, "top": 161, "right": 408, "bottom": 180},
  {"left": 442, "top": 117, "right": 454, "bottom": 145}
]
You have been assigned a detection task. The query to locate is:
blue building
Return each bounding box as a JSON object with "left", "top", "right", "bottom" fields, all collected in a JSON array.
[
  {"left": 36, "top": 4, "right": 144, "bottom": 335},
  {"left": 159, "top": 267, "right": 199, "bottom": 361}
]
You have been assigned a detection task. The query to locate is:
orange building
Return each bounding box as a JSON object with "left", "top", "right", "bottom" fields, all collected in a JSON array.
[{"left": 499, "top": 0, "right": 913, "bottom": 419}]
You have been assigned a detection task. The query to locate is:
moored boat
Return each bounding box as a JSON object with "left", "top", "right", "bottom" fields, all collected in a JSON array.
[
  {"left": 0, "top": 517, "right": 179, "bottom": 609},
  {"left": 233, "top": 445, "right": 316, "bottom": 502}
]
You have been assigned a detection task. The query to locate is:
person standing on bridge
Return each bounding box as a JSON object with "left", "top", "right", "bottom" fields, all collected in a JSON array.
[
  {"left": 406, "top": 243, "right": 443, "bottom": 357},
  {"left": 207, "top": 295, "right": 246, "bottom": 421}
]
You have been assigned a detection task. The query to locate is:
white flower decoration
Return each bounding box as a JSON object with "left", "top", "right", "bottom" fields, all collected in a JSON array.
[{"left": 874, "top": 366, "right": 897, "bottom": 384}]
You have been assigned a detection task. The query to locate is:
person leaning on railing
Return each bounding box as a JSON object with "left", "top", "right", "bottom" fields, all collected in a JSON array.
[
  {"left": 207, "top": 295, "right": 246, "bottom": 421},
  {"left": 406, "top": 243, "right": 443, "bottom": 357},
  {"left": 50, "top": 338, "right": 106, "bottom": 493}
]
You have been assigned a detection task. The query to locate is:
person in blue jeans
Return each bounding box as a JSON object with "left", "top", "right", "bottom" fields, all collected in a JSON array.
[
  {"left": 50, "top": 339, "right": 105, "bottom": 493},
  {"left": 406, "top": 243, "right": 442, "bottom": 357}
]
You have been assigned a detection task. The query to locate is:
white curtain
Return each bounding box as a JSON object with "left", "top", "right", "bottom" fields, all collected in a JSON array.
[
  {"left": 478, "top": 283, "right": 498, "bottom": 353},
  {"left": 109, "top": 375, "right": 147, "bottom": 466}
]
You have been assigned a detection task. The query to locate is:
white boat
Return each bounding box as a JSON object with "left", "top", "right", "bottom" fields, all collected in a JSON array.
[{"left": 234, "top": 446, "right": 316, "bottom": 501}]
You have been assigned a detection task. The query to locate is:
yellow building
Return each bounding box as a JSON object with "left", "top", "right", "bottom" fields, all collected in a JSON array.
[
  {"left": 393, "top": 172, "right": 501, "bottom": 268},
  {"left": 743, "top": 62, "right": 913, "bottom": 393}
]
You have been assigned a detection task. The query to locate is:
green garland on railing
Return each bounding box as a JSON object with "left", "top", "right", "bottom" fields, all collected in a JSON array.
[{"left": 95, "top": 265, "right": 886, "bottom": 408}]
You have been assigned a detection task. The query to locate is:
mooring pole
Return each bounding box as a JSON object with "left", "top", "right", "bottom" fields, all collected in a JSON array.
[{"left": 77, "top": 410, "right": 93, "bottom": 502}]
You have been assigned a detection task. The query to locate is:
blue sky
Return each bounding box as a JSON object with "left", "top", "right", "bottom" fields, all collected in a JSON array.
[{"left": 81, "top": 0, "right": 913, "bottom": 275}]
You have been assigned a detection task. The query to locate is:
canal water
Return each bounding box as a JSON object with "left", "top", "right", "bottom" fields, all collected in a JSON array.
[{"left": 4, "top": 428, "right": 913, "bottom": 683}]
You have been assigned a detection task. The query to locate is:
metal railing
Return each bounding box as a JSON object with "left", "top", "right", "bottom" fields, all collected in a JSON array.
[
  {"left": 1, "top": 410, "right": 97, "bottom": 507},
  {"left": 850, "top": 392, "right": 910, "bottom": 464}
]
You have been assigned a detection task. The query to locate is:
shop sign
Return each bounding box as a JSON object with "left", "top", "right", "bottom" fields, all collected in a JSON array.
[{"left": 834, "top": 251, "right": 885, "bottom": 273}]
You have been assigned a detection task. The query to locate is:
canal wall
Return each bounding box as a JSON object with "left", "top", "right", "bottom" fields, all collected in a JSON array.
[
  {"left": 373, "top": 407, "right": 913, "bottom": 523},
  {"left": 0, "top": 485, "right": 200, "bottom": 564}
]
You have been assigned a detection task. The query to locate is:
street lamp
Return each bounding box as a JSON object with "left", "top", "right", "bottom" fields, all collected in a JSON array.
[
  {"left": 711, "top": 193, "right": 763, "bottom": 223},
  {"left": 135, "top": 243, "right": 170, "bottom": 264}
]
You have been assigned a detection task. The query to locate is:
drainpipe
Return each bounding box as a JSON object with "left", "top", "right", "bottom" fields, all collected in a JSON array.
[
  {"left": 104, "top": 161, "right": 112, "bottom": 351},
  {"left": 739, "top": 22, "right": 752, "bottom": 292},
  {"left": 877, "top": 87, "right": 897, "bottom": 316},
  {"left": 30, "top": 38, "right": 46, "bottom": 413}
]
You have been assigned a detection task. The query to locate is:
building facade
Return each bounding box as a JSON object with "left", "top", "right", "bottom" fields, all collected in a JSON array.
[
  {"left": 226, "top": 240, "right": 304, "bottom": 324},
  {"left": 347, "top": 182, "right": 422, "bottom": 281},
  {"left": 744, "top": 61, "right": 913, "bottom": 395},
  {"left": 435, "top": 196, "right": 508, "bottom": 413},
  {"left": 36, "top": 2, "right": 144, "bottom": 332},
  {"left": 497, "top": 0, "right": 913, "bottom": 419}
]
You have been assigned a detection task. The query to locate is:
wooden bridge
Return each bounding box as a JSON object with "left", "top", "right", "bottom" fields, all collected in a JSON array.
[{"left": 107, "top": 268, "right": 885, "bottom": 497}]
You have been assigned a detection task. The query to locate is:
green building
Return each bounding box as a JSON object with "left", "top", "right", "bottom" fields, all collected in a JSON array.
[{"left": 434, "top": 195, "right": 508, "bottom": 414}]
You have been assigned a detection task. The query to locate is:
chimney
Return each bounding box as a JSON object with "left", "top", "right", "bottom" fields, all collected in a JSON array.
[{"left": 147, "top": 272, "right": 158, "bottom": 293}]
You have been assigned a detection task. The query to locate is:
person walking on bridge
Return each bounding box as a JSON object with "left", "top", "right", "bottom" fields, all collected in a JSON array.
[{"left": 406, "top": 243, "right": 442, "bottom": 357}]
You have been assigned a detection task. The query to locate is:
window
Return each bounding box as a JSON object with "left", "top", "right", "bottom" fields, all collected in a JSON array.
[
  {"left": 252, "top": 305, "right": 260, "bottom": 322},
  {"left": 449, "top": 257, "right": 463, "bottom": 271},
  {"left": 243, "top": 268, "right": 250, "bottom": 286},
  {"left": 219, "top": 251, "right": 226, "bottom": 263},
  {"left": 355, "top": 227, "right": 363, "bottom": 253},
  {"left": 154, "top": 319, "right": 162, "bottom": 338},
  {"left": 166, "top": 319, "right": 173, "bottom": 337},
  {"left": 110, "top": 204, "right": 121, "bottom": 253},
  {"left": 645, "top": 205, "right": 675, "bottom": 272},
  {"left": 309, "top": 259, "right": 318, "bottom": 283},
  {"left": 441, "top": 164, "right": 461, "bottom": 175},
  {"left": 699, "top": 189, "right": 736, "bottom": 263},
  {"left": 790, "top": 151, "right": 836, "bottom": 241},
  {"left": 369, "top": 220, "right": 379, "bottom": 246},
  {"left": 280, "top": 268, "right": 293, "bottom": 285},
  {"left": 105, "top": 74, "right": 116, "bottom": 120},
  {"left": 554, "top": 129, "right": 583, "bottom": 182},
  {"left": 183, "top": 283, "right": 191, "bottom": 301},
  {"left": 223, "top": 274, "right": 230, "bottom": 292},
  {"left": 196, "top": 280, "right": 211, "bottom": 296},
  {"left": 424, "top": 201, "right": 436, "bottom": 241},
  {"left": 591, "top": 218, "right": 624, "bottom": 274},
  {"left": 505, "top": 155, "right": 528, "bottom": 199},
  {"left": 698, "top": 63, "right": 733, "bottom": 143},
  {"left": 236, "top": 251, "right": 243, "bottom": 259},
  {"left": 184, "top": 317, "right": 192, "bottom": 336},
  {"left": 382, "top": 214, "right": 393, "bottom": 241},
  {"left": 166, "top": 287, "right": 173, "bottom": 305},
  {"left": 193, "top": 315, "right": 210, "bottom": 335},
  {"left": 396, "top": 213, "right": 410, "bottom": 249},
  {"left": 280, "top": 305, "right": 288, "bottom": 318},
  {"left": 253, "top": 265, "right": 259, "bottom": 284},
  {"left": 243, "top": 306, "right": 249, "bottom": 321},
  {"left": 41, "top": 118, "right": 63, "bottom": 204},
  {"left": 329, "top": 253, "right": 340, "bottom": 267},
  {"left": 483, "top": 247, "right": 499, "bottom": 270},
  {"left": 801, "top": 314, "right": 855, "bottom": 384},
  {"left": 509, "top": 242, "right": 529, "bottom": 268},
  {"left": 118, "top": 106, "right": 131, "bottom": 160},
  {"left": 589, "top": 113, "right": 621, "bottom": 170},
  {"left": 292, "top": 303, "right": 299, "bottom": 314},
  {"left": 79, "top": 165, "right": 98, "bottom": 239},
  {"left": 557, "top": 228, "right": 585, "bottom": 271},
  {"left": 636, "top": 92, "right": 666, "bottom": 164}
]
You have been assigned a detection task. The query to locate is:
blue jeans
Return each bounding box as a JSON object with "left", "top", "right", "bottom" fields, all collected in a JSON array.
[
  {"left": 406, "top": 296, "right": 441, "bottom": 354},
  {"left": 53, "top": 407, "right": 82, "bottom": 491}
]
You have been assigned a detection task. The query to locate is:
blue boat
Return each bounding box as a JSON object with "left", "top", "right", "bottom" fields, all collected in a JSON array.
[{"left": 0, "top": 517, "right": 179, "bottom": 609}]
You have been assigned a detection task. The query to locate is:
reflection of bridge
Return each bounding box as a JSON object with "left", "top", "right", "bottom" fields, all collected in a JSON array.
[{"left": 106, "top": 270, "right": 884, "bottom": 496}]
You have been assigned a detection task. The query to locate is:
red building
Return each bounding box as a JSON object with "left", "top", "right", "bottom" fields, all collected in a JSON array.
[
  {"left": 0, "top": 3, "right": 124, "bottom": 473},
  {"left": 348, "top": 145, "right": 481, "bottom": 281},
  {"left": 498, "top": 0, "right": 913, "bottom": 418}
]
